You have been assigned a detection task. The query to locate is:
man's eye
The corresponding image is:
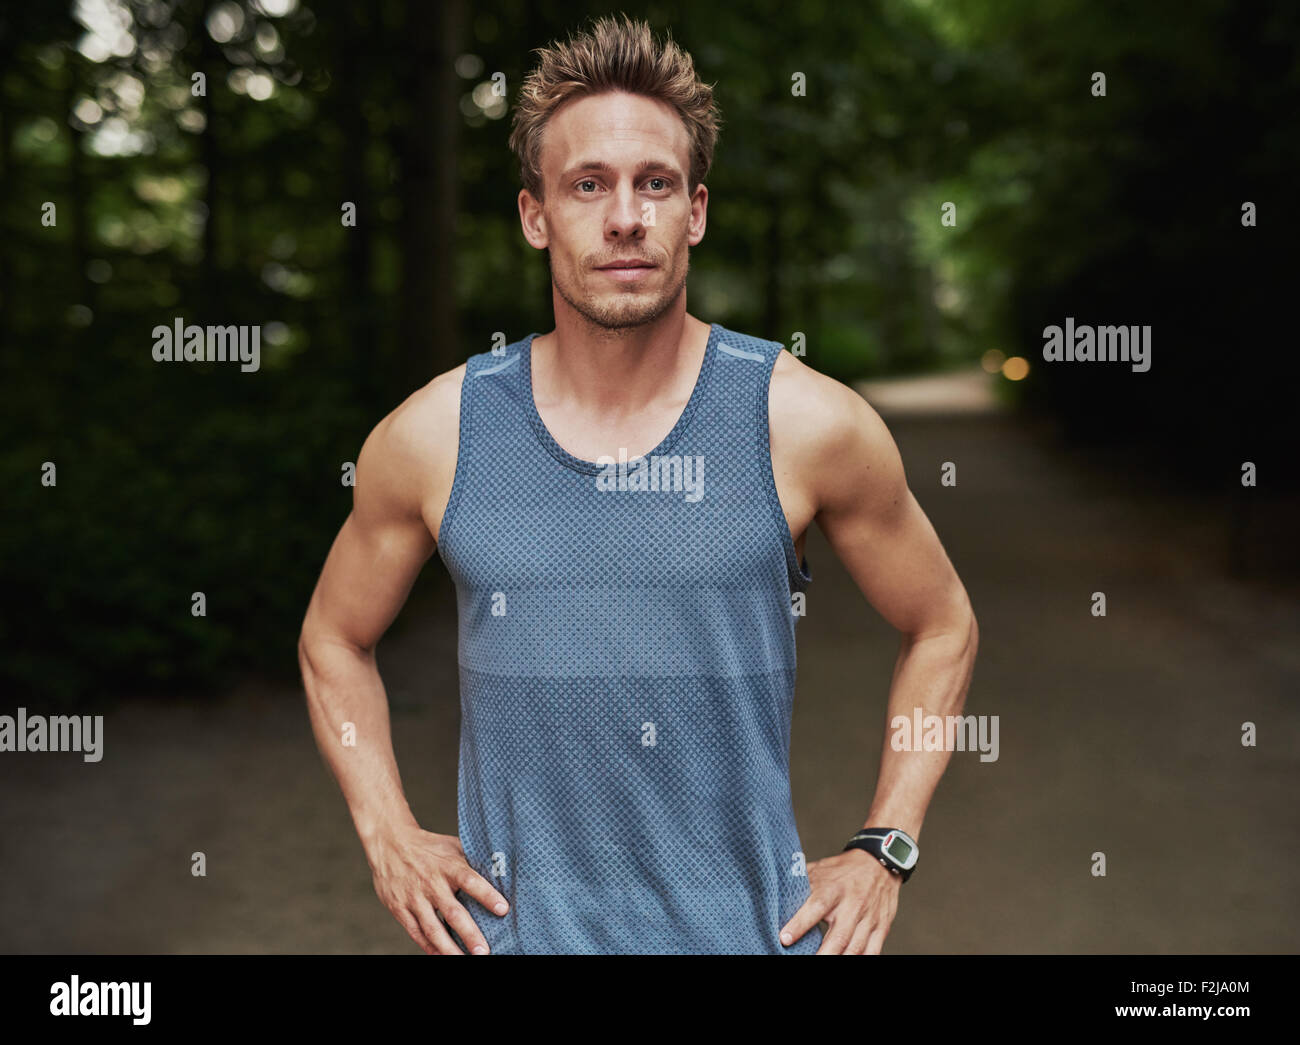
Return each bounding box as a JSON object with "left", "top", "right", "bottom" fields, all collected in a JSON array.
[
  {"left": 578, "top": 180, "right": 598, "bottom": 192},
  {"left": 647, "top": 178, "right": 667, "bottom": 191}
]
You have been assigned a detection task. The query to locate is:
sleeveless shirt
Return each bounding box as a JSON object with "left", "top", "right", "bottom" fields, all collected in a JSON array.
[{"left": 435, "top": 322, "right": 822, "bottom": 954}]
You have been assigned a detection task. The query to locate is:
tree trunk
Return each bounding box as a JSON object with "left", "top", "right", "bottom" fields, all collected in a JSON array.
[
  {"left": 397, "top": 0, "right": 464, "bottom": 395},
  {"left": 197, "top": 10, "right": 221, "bottom": 324},
  {"left": 337, "top": 3, "right": 375, "bottom": 397},
  {"left": 64, "top": 55, "right": 91, "bottom": 314}
]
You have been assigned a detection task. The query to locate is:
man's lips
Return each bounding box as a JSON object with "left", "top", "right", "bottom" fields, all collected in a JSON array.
[{"left": 595, "top": 260, "right": 657, "bottom": 282}]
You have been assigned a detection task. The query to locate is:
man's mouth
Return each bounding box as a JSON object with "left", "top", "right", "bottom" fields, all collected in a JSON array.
[{"left": 595, "top": 259, "right": 657, "bottom": 281}]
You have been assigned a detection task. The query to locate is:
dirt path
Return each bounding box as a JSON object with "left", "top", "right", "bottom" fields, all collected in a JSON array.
[{"left": 2, "top": 412, "right": 1296, "bottom": 953}]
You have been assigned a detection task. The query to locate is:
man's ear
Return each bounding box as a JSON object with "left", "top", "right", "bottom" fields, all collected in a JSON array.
[
  {"left": 687, "top": 183, "right": 708, "bottom": 247},
  {"left": 519, "top": 188, "right": 549, "bottom": 249}
]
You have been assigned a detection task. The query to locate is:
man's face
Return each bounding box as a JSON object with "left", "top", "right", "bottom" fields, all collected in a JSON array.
[{"left": 519, "top": 90, "right": 708, "bottom": 330}]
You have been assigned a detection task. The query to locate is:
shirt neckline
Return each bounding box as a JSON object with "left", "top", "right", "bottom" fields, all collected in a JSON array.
[{"left": 522, "top": 322, "right": 720, "bottom": 475}]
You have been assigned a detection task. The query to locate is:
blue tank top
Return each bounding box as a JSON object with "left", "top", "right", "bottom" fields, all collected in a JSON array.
[{"left": 435, "top": 322, "right": 821, "bottom": 954}]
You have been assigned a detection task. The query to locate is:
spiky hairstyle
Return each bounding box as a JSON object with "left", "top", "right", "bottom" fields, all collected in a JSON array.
[{"left": 508, "top": 14, "right": 721, "bottom": 200}]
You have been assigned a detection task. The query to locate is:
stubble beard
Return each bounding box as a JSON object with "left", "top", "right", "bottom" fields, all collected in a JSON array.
[{"left": 550, "top": 250, "right": 690, "bottom": 333}]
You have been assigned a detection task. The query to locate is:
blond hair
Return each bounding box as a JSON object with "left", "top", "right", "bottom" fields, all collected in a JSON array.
[{"left": 508, "top": 14, "right": 721, "bottom": 200}]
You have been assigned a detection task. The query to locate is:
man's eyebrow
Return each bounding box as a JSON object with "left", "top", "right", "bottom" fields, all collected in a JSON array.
[{"left": 558, "top": 159, "right": 683, "bottom": 180}]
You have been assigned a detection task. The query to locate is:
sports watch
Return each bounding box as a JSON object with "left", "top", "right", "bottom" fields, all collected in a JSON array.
[{"left": 843, "top": 827, "right": 920, "bottom": 882}]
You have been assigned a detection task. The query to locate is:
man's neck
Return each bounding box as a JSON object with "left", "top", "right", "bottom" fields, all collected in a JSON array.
[{"left": 534, "top": 298, "right": 710, "bottom": 418}]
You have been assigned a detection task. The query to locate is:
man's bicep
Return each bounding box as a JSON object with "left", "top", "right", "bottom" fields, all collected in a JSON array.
[
  {"left": 309, "top": 509, "right": 435, "bottom": 651},
  {"left": 304, "top": 420, "right": 437, "bottom": 652},
  {"left": 815, "top": 399, "right": 969, "bottom": 639}
]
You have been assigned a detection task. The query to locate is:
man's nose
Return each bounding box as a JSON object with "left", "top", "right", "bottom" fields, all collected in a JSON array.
[{"left": 606, "top": 185, "right": 646, "bottom": 238}]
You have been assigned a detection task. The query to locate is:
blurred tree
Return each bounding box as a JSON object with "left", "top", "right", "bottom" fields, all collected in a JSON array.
[{"left": 1, "top": 0, "right": 1292, "bottom": 703}]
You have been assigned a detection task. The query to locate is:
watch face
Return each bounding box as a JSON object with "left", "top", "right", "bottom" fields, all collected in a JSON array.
[{"left": 887, "top": 837, "right": 912, "bottom": 862}]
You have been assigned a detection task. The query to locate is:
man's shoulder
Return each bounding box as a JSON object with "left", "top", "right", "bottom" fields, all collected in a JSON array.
[
  {"left": 766, "top": 344, "right": 890, "bottom": 456},
  {"left": 711, "top": 323, "right": 867, "bottom": 415},
  {"left": 711, "top": 323, "right": 785, "bottom": 360},
  {"left": 355, "top": 364, "right": 467, "bottom": 519},
  {"left": 763, "top": 343, "right": 905, "bottom": 516},
  {"left": 384, "top": 363, "right": 468, "bottom": 462}
]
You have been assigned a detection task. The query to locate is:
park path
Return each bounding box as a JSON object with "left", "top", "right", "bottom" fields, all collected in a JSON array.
[{"left": 2, "top": 395, "right": 1297, "bottom": 953}]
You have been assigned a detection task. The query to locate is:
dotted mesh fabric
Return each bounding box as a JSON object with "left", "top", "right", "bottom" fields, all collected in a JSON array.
[{"left": 436, "top": 323, "right": 821, "bottom": 954}]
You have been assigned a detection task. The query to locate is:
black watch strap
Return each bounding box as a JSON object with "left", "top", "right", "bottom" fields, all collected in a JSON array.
[{"left": 843, "top": 828, "right": 916, "bottom": 882}]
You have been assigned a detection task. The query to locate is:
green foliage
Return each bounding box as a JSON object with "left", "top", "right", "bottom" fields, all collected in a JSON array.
[{"left": 1, "top": 0, "right": 1292, "bottom": 700}]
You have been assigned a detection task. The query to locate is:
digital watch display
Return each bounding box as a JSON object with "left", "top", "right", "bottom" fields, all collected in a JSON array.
[{"left": 843, "top": 827, "right": 920, "bottom": 882}]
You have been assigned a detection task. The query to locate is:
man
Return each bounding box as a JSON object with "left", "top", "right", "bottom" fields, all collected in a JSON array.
[{"left": 298, "top": 14, "right": 978, "bottom": 955}]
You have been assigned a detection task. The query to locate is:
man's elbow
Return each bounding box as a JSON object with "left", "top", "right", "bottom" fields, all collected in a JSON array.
[
  {"left": 919, "top": 590, "right": 978, "bottom": 651},
  {"left": 953, "top": 592, "right": 978, "bottom": 666},
  {"left": 951, "top": 599, "right": 978, "bottom": 715},
  {"left": 298, "top": 624, "right": 375, "bottom": 693},
  {"left": 297, "top": 629, "right": 321, "bottom": 696},
  {"left": 920, "top": 594, "right": 977, "bottom": 712},
  {"left": 297, "top": 622, "right": 346, "bottom": 696}
]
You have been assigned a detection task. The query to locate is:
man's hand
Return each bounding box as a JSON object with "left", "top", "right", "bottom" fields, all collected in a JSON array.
[
  {"left": 366, "top": 825, "right": 508, "bottom": 954},
  {"left": 781, "top": 848, "right": 902, "bottom": 954}
]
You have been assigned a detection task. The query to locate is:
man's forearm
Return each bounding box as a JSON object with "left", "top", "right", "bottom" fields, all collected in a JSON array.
[
  {"left": 298, "top": 633, "right": 420, "bottom": 857},
  {"left": 862, "top": 608, "right": 979, "bottom": 838}
]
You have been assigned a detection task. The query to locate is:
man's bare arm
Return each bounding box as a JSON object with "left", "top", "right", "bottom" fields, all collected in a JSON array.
[
  {"left": 771, "top": 355, "right": 979, "bottom": 953},
  {"left": 298, "top": 366, "right": 507, "bottom": 954},
  {"left": 813, "top": 379, "right": 978, "bottom": 839}
]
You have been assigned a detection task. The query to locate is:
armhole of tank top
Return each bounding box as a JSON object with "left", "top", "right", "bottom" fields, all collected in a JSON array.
[
  {"left": 435, "top": 359, "right": 475, "bottom": 555},
  {"left": 757, "top": 343, "right": 813, "bottom": 593}
]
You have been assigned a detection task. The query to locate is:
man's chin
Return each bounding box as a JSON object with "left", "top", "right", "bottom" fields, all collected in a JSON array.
[{"left": 577, "top": 295, "right": 673, "bottom": 331}]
